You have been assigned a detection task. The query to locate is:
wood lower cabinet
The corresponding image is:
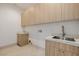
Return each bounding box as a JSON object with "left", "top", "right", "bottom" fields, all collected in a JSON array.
[
  {"left": 17, "top": 34, "right": 29, "bottom": 46},
  {"left": 45, "top": 40, "right": 79, "bottom": 56}
]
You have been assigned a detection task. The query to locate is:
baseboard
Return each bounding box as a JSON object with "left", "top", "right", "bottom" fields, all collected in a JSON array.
[{"left": 0, "top": 43, "right": 16, "bottom": 49}]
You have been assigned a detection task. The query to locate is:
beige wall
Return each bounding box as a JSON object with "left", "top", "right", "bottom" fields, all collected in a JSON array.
[{"left": 0, "top": 4, "right": 22, "bottom": 47}]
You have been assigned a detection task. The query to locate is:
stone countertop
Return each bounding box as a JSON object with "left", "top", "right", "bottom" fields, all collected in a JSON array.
[
  {"left": 17, "top": 32, "right": 29, "bottom": 34},
  {"left": 46, "top": 36, "right": 79, "bottom": 47}
]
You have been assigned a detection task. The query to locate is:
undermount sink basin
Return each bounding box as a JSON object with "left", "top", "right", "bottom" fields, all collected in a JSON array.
[
  {"left": 52, "top": 36, "right": 60, "bottom": 39},
  {"left": 52, "top": 36, "right": 75, "bottom": 42},
  {"left": 65, "top": 37, "right": 75, "bottom": 42}
]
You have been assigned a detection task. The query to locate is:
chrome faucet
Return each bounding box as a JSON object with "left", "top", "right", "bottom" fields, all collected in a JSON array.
[{"left": 61, "top": 25, "right": 65, "bottom": 39}]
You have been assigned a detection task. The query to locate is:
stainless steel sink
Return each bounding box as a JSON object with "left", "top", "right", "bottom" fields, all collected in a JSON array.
[
  {"left": 52, "top": 36, "right": 75, "bottom": 42},
  {"left": 65, "top": 37, "right": 75, "bottom": 42},
  {"left": 52, "top": 36, "right": 60, "bottom": 39}
]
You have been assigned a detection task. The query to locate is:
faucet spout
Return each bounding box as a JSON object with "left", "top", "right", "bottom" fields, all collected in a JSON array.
[{"left": 62, "top": 25, "right": 65, "bottom": 39}]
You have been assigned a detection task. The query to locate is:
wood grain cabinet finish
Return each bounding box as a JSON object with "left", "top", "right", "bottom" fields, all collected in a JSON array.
[
  {"left": 61, "top": 3, "right": 79, "bottom": 21},
  {"left": 21, "top": 3, "right": 79, "bottom": 26},
  {"left": 21, "top": 4, "right": 61, "bottom": 26},
  {"left": 17, "top": 34, "right": 29, "bottom": 46},
  {"left": 45, "top": 40, "right": 79, "bottom": 56}
]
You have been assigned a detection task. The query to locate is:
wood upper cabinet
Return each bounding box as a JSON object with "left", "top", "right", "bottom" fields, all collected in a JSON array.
[
  {"left": 34, "top": 4, "right": 61, "bottom": 23},
  {"left": 73, "top": 4, "right": 79, "bottom": 20},
  {"left": 21, "top": 3, "right": 79, "bottom": 26},
  {"left": 21, "top": 4, "right": 62, "bottom": 26},
  {"left": 61, "top": 3, "right": 79, "bottom": 21},
  {"left": 21, "top": 7, "right": 35, "bottom": 26}
]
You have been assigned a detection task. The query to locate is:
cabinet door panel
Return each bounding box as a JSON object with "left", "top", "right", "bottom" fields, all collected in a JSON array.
[
  {"left": 72, "top": 46, "right": 79, "bottom": 56},
  {"left": 21, "top": 12, "right": 30, "bottom": 26},
  {"left": 51, "top": 41, "right": 60, "bottom": 56},
  {"left": 39, "top": 4, "right": 61, "bottom": 23},
  {"left": 61, "top": 4, "right": 74, "bottom": 21},
  {"left": 73, "top": 4, "right": 79, "bottom": 20},
  {"left": 62, "top": 3, "right": 79, "bottom": 21},
  {"left": 50, "top": 41, "right": 56, "bottom": 56},
  {"left": 45, "top": 40, "right": 50, "bottom": 56},
  {"left": 21, "top": 4, "right": 62, "bottom": 26},
  {"left": 49, "top": 46, "right": 55, "bottom": 56},
  {"left": 21, "top": 7, "right": 35, "bottom": 26},
  {"left": 59, "top": 43, "right": 67, "bottom": 56},
  {"left": 54, "top": 49, "right": 60, "bottom": 56}
]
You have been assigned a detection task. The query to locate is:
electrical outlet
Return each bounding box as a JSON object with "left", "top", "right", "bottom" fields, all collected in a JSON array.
[{"left": 38, "top": 30, "right": 42, "bottom": 33}]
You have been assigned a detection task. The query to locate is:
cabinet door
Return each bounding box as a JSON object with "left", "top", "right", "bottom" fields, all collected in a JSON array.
[
  {"left": 61, "top": 3, "right": 74, "bottom": 21},
  {"left": 49, "top": 41, "right": 56, "bottom": 56},
  {"left": 45, "top": 40, "right": 51, "bottom": 56},
  {"left": 71, "top": 46, "right": 79, "bottom": 56},
  {"left": 58, "top": 42, "right": 74, "bottom": 56},
  {"left": 45, "top": 40, "right": 56, "bottom": 56},
  {"left": 22, "top": 4, "right": 62, "bottom": 26},
  {"left": 54, "top": 42, "right": 61, "bottom": 56},
  {"left": 64, "top": 44, "right": 73, "bottom": 56},
  {"left": 33, "top": 4, "right": 53, "bottom": 24},
  {"left": 61, "top": 3, "right": 79, "bottom": 21},
  {"left": 59, "top": 43, "right": 66, "bottom": 56},
  {"left": 21, "top": 7, "right": 35, "bottom": 26},
  {"left": 63, "top": 44, "right": 79, "bottom": 56},
  {"left": 21, "top": 12, "right": 30, "bottom": 26},
  {"left": 33, "top": 5, "right": 45, "bottom": 24},
  {"left": 73, "top": 4, "right": 79, "bottom": 20},
  {"left": 51, "top": 4, "right": 61, "bottom": 22},
  {"left": 36, "top": 4, "right": 62, "bottom": 23}
]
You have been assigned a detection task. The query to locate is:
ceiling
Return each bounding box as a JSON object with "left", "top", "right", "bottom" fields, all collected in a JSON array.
[
  {"left": 0, "top": 3, "right": 39, "bottom": 12},
  {"left": 15, "top": 3, "right": 38, "bottom": 11}
]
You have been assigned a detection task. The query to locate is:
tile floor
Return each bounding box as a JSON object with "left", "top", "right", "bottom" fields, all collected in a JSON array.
[{"left": 0, "top": 44, "right": 45, "bottom": 56}]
